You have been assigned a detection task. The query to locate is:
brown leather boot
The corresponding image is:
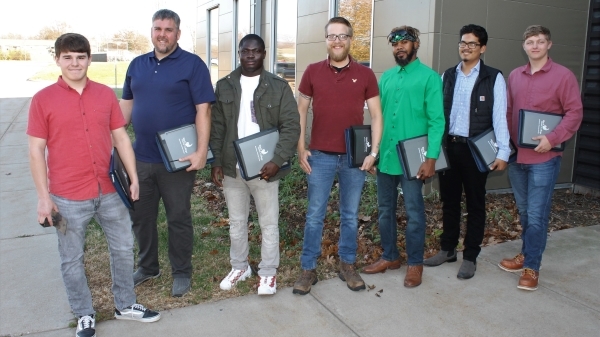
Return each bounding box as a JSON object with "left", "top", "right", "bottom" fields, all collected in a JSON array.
[
  {"left": 292, "top": 270, "right": 317, "bottom": 295},
  {"left": 404, "top": 265, "right": 423, "bottom": 288},
  {"left": 498, "top": 253, "right": 524, "bottom": 272},
  {"left": 517, "top": 268, "right": 539, "bottom": 291},
  {"left": 362, "top": 258, "right": 401, "bottom": 274},
  {"left": 338, "top": 262, "right": 366, "bottom": 291}
]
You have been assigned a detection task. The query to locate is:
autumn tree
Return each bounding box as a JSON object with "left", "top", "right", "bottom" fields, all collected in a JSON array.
[
  {"left": 338, "top": 0, "right": 372, "bottom": 63},
  {"left": 35, "top": 22, "right": 71, "bottom": 40},
  {"left": 112, "top": 30, "right": 150, "bottom": 54}
]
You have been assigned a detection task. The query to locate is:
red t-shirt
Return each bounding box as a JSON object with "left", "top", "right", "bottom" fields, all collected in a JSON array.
[
  {"left": 298, "top": 56, "right": 379, "bottom": 153},
  {"left": 27, "top": 77, "right": 126, "bottom": 200}
]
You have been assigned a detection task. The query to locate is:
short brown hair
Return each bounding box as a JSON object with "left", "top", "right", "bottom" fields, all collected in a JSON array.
[
  {"left": 390, "top": 25, "right": 420, "bottom": 44},
  {"left": 55, "top": 33, "right": 91, "bottom": 58},
  {"left": 523, "top": 25, "right": 551, "bottom": 41},
  {"left": 325, "top": 17, "right": 353, "bottom": 37}
]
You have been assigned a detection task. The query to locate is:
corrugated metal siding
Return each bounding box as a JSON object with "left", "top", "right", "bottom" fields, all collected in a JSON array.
[{"left": 574, "top": 0, "right": 600, "bottom": 191}]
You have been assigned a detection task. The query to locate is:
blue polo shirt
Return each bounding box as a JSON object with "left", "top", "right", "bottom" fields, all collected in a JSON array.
[{"left": 122, "top": 46, "right": 215, "bottom": 163}]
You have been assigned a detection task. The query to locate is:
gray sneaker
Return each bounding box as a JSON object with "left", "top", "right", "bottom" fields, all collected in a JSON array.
[
  {"left": 114, "top": 303, "right": 161, "bottom": 323},
  {"left": 423, "top": 249, "right": 457, "bottom": 267},
  {"left": 172, "top": 278, "right": 191, "bottom": 297},
  {"left": 457, "top": 260, "right": 477, "bottom": 280},
  {"left": 338, "top": 261, "right": 366, "bottom": 291},
  {"left": 292, "top": 270, "right": 318, "bottom": 295},
  {"left": 133, "top": 269, "right": 161, "bottom": 287}
]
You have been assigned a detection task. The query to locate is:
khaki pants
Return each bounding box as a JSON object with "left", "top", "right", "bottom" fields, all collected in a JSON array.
[{"left": 222, "top": 169, "right": 280, "bottom": 277}]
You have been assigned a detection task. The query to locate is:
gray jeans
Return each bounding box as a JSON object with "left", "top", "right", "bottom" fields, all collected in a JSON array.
[
  {"left": 51, "top": 192, "right": 136, "bottom": 317},
  {"left": 222, "top": 170, "right": 280, "bottom": 276}
]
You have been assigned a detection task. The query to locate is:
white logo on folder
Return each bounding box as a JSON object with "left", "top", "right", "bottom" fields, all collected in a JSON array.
[
  {"left": 255, "top": 144, "right": 268, "bottom": 161},
  {"left": 418, "top": 146, "right": 427, "bottom": 163},
  {"left": 487, "top": 140, "right": 499, "bottom": 154},
  {"left": 364, "top": 138, "right": 371, "bottom": 152},
  {"left": 179, "top": 137, "right": 194, "bottom": 154},
  {"left": 538, "top": 119, "right": 550, "bottom": 134}
]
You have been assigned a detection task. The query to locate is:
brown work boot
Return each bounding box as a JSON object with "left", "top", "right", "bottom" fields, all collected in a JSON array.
[
  {"left": 292, "top": 270, "right": 318, "bottom": 295},
  {"left": 362, "top": 258, "right": 401, "bottom": 274},
  {"left": 338, "top": 262, "right": 366, "bottom": 291},
  {"left": 517, "top": 268, "right": 539, "bottom": 291},
  {"left": 498, "top": 253, "right": 525, "bottom": 273},
  {"left": 404, "top": 265, "right": 423, "bottom": 288}
]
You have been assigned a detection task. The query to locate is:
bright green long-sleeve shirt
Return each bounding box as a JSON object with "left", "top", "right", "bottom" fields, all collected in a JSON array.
[{"left": 378, "top": 58, "right": 445, "bottom": 175}]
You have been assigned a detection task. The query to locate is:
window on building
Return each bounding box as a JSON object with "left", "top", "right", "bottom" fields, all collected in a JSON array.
[
  {"left": 336, "top": 0, "right": 373, "bottom": 67},
  {"left": 208, "top": 7, "right": 219, "bottom": 85},
  {"left": 274, "top": 0, "right": 298, "bottom": 91},
  {"left": 234, "top": 0, "right": 252, "bottom": 69}
]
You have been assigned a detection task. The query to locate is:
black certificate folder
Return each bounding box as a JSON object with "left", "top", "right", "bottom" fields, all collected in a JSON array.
[
  {"left": 345, "top": 125, "right": 372, "bottom": 168},
  {"left": 109, "top": 148, "right": 134, "bottom": 210},
  {"left": 156, "top": 124, "right": 215, "bottom": 172},
  {"left": 518, "top": 109, "right": 564, "bottom": 151},
  {"left": 233, "top": 128, "right": 290, "bottom": 181},
  {"left": 467, "top": 128, "right": 517, "bottom": 172},
  {"left": 396, "top": 135, "right": 449, "bottom": 180}
]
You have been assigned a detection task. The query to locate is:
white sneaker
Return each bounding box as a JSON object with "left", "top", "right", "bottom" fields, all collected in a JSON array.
[
  {"left": 220, "top": 266, "right": 252, "bottom": 290},
  {"left": 257, "top": 276, "right": 277, "bottom": 295}
]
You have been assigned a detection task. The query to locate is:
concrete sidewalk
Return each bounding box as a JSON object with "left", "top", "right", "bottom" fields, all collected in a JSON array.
[{"left": 1, "top": 96, "right": 599, "bottom": 336}]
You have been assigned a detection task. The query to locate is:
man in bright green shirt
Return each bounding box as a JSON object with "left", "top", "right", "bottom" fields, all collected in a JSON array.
[{"left": 362, "top": 26, "right": 444, "bottom": 288}]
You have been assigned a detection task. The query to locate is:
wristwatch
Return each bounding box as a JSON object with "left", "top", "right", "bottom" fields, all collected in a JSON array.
[{"left": 369, "top": 152, "right": 378, "bottom": 159}]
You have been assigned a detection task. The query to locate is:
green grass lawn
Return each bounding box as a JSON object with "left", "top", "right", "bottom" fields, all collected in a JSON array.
[{"left": 29, "top": 61, "right": 130, "bottom": 88}]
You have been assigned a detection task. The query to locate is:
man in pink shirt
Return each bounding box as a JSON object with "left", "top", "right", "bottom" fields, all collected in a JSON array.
[
  {"left": 28, "top": 33, "right": 160, "bottom": 337},
  {"left": 499, "top": 25, "right": 583, "bottom": 291}
]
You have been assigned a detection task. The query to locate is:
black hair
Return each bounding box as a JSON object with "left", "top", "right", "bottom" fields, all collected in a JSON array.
[
  {"left": 55, "top": 33, "right": 91, "bottom": 58},
  {"left": 239, "top": 34, "right": 265, "bottom": 51},
  {"left": 459, "top": 24, "right": 488, "bottom": 46}
]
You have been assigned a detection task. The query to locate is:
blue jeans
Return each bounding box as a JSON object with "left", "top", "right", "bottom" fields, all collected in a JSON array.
[
  {"left": 52, "top": 192, "right": 136, "bottom": 317},
  {"left": 300, "top": 150, "right": 366, "bottom": 270},
  {"left": 377, "top": 171, "right": 426, "bottom": 265},
  {"left": 508, "top": 156, "right": 561, "bottom": 271}
]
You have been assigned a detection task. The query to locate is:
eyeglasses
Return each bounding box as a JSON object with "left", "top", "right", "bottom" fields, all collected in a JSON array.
[
  {"left": 326, "top": 34, "right": 351, "bottom": 41},
  {"left": 388, "top": 30, "right": 417, "bottom": 43},
  {"left": 458, "top": 42, "right": 481, "bottom": 49}
]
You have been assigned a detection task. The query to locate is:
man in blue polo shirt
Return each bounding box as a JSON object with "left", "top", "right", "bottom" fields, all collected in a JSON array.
[{"left": 120, "top": 9, "right": 215, "bottom": 297}]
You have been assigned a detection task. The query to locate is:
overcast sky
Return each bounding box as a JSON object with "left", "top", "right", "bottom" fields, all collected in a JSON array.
[{"left": 0, "top": 0, "right": 196, "bottom": 49}]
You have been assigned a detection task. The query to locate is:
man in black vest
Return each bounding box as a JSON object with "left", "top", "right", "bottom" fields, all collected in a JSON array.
[{"left": 424, "top": 24, "right": 511, "bottom": 279}]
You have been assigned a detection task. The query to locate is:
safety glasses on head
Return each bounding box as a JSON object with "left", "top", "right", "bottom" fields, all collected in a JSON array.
[{"left": 387, "top": 30, "right": 416, "bottom": 43}]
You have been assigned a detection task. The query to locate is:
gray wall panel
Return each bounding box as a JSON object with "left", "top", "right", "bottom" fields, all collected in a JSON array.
[
  {"left": 487, "top": 0, "right": 588, "bottom": 47},
  {"left": 298, "top": 0, "right": 329, "bottom": 17},
  {"left": 297, "top": 13, "right": 329, "bottom": 44},
  {"left": 439, "top": 0, "right": 488, "bottom": 35}
]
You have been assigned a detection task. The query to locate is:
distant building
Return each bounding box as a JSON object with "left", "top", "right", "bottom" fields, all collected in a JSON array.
[{"left": 0, "top": 39, "right": 54, "bottom": 61}]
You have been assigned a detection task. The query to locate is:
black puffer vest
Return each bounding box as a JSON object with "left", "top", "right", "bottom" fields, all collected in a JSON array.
[{"left": 442, "top": 60, "right": 502, "bottom": 139}]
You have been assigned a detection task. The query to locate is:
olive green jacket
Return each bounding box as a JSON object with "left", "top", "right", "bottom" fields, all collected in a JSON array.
[{"left": 210, "top": 67, "right": 300, "bottom": 180}]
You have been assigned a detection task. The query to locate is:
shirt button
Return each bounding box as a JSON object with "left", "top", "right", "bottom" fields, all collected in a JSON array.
[{"left": 155, "top": 71, "right": 157, "bottom": 73}]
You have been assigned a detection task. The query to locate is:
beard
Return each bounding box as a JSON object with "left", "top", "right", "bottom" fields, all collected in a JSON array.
[
  {"left": 328, "top": 44, "right": 351, "bottom": 63},
  {"left": 394, "top": 48, "right": 417, "bottom": 67}
]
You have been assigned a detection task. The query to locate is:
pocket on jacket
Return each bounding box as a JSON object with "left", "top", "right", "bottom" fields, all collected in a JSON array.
[{"left": 259, "top": 97, "right": 280, "bottom": 125}]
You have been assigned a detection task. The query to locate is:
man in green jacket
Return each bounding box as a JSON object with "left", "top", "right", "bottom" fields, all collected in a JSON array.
[
  {"left": 210, "top": 34, "right": 300, "bottom": 295},
  {"left": 362, "top": 26, "right": 445, "bottom": 288}
]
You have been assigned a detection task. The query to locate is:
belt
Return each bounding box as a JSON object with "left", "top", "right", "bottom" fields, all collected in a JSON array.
[{"left": 447, "top": 135, "right": 468, "bottom": 143}]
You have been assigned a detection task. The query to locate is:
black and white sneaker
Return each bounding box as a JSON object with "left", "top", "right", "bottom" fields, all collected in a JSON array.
[
  {"left": 114, "top": 303, "right": 161, "bottom": 323},
  {"left": 76, "top": 314, "right": 96, "bottom": 337}
]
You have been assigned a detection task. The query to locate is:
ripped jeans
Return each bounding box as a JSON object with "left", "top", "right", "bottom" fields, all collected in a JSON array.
[{"left": 222, "top": 169, "right": 280, "bottom": 276}]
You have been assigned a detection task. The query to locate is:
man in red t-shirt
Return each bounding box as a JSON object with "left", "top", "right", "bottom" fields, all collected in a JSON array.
[
  {"left": 293, "top": 17, "right": 383, "bottom": 295},
  {"left": 27, "top": 33, "right": 159, "bottom": 337}
]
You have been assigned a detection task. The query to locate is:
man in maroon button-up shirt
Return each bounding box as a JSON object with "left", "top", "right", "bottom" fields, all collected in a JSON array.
[{"left": 499, "top": 25, "right": 583, "bottom": 291}]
